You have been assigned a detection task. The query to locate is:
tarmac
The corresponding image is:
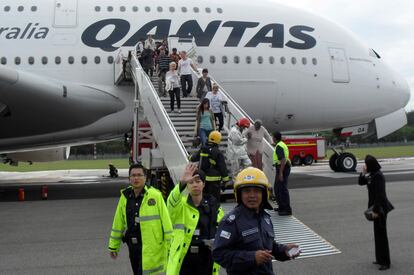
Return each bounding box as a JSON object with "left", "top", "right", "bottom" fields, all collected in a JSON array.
[{"left": 0, "top": 158, "right": 413, "bottom": 274}]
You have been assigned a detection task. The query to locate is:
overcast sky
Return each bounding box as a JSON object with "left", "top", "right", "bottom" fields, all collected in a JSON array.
[{"left": 271, "top": 0, "right": 414, "bottom": 111}]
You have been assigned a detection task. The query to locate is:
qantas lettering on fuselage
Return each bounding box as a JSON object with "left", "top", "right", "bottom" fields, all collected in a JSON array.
[{"left": 81, "top": 19, "right": 317, "bottom": 52}]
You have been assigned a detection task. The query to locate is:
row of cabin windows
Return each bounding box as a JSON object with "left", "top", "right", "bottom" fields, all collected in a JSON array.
[
  {"left": 95, "top": 6, "right": 223, "bottom": 14},
  {"left": 197, "top": 56, "right": 318, "bottom": 66},
  {"left": 3, "top": 6, "right": 37, "bottom": 12},
  {"left": 0, "top": 55, "right": 318, "bottom": 66},
  {"left": 0, "top": 56, "right": 115, "bottom": 65}
]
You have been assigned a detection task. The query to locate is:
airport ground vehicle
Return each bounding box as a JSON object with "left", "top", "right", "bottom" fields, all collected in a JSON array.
[{"left": 284, "top": 136, "right": 326, "bottom": 166}]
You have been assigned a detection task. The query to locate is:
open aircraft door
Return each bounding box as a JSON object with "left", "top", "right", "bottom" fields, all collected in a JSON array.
[
  {"left": 329, "top": 48, "right": 350, "bottom": 83},
  {"left": 53, "top": 0, "right": 78, "bottom": 28}
]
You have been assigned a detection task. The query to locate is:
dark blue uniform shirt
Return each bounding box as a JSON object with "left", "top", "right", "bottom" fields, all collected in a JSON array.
[{"left": 213, "top": 204, "right": 289, "bottom": 275}]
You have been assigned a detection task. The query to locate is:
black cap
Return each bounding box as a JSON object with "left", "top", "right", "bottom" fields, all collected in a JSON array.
[{"left": 192, "top": 169, "right": 206, "bottom": 182}]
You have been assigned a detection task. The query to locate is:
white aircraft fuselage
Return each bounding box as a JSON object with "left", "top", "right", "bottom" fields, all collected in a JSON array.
[{"left": 0, "top": 0, "right": 411, "bottom": 154}]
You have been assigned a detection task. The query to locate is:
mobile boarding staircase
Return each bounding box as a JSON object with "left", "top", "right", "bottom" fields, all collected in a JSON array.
[{"left": 114, "top": 46, "right": 341, "bottom": 259}]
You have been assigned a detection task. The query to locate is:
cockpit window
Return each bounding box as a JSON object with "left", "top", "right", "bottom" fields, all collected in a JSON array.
[{"left": 369, "top": 48, "right": 381, "bottom": 59}]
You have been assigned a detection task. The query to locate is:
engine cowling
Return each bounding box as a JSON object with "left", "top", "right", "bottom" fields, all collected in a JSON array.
[{"left": 4, "top": 147, "right": 70, "bottom": 164}]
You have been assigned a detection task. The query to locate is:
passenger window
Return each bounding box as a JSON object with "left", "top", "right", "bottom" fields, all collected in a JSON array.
[
  {"left": 269, "top": 56, "right": 275, "bottom": 64},
  {"left": 210, "top": 56, "right": 216, "bottom": 64},
  {"left": 4, "top": 6, "right": 11, "bottom": 12},
  {"left": 258, "top": 56, "right": 263, "bottom": 64},
  {"left": 95, "top": 56, "right": 101, "bottom": 64},
  {"left": 15, "top": 57, "right": 21, "bottom": 65},
  {"left": 81, "top": 56, "right": 88, "bottom": 64},
  {"left": 302, "top": 57, "right": 307, "bottom": 65},
  {"left": 193, "top": 7, "right": 199, "bottom": 13},
  {"left": 18, "top": 6, "right": 24, "bottom": 12},
  {"left": 107, "top": 6, "right": 113, "bottom": 12},
  {"left": 197, "top": 55, "right": 203, "bottom": 64},
  {"left": 55, "top": 56, "right": 61, "bottom": 65},
  {"left": 291, "top": 57, "right": 297, "bottom": 65},
  {"left": 169, "top": 7, "right": 175, "bottom": 12},
  {"left": 206, "top": 7, "right": 211, "bottom": 13},
  {"left": 280, "top": 57, "right": 286, "bottom": 64},
  {"left": 108, "top": 56, "right": 114, "bottom": 64},
  {"left": 312, "top": 58, "right": 318, "bottom": 65},
  {"left": 234, "top": 56, "right": 240, "bottom": 64},
  {"left": 145, "top": 7, "right": 151, "bottom": 12},
  {"left": 95, "top": 6, "right": 101, "bottom": 12},
  {"left": 246, "top": 56, "right": 252, "bottom": 64},
  {"left": 132, "top": 6, "right": 138, "bottom": 12},
  {"left": 1, "top": 57, "right": 7, "bottom": 65},
  {"left": 222, "top": 56, "right": 228, "bottom": 64},
  {"left": 68, "top": 56, "right": 74, "bottom": 64},
  {"left": 28, "top": 57, "right": 34, "bottom": 65},
  {"left": 217, "top": 8, "right": 223, "bottom": 13},
  {"left": 181, "top": 7, "right": 187, "bottom": 12},
  {"left": 120, "top": 6, "right": 126, "bottom": 12},
  {"left": 157, "top": 7, "right": 163, "bottom": 12},
  {"left": 42, "top": 57, "right": 48, "bottom": 65},
  {"left": 31, "top": 6, "right": 37, "bottom": 12}
]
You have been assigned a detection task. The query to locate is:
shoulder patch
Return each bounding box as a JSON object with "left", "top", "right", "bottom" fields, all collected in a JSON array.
[
  {"left": 148, "top": 198, "right": 156, "bottom": 206},
  {"left": 225, "top": 212, "right": 237, "bottom": 224}
]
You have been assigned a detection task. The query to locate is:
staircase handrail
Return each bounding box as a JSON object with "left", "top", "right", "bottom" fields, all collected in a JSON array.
[
  {"left": 191, "top": 68, "right": 276, "bottom": 184},
  {"left": 129, "top": 54, "right": 189, "bottom": 183}
]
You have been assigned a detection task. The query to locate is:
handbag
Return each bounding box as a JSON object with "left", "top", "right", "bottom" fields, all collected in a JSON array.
[
  {"left": 364, "top": 206, "right": 375, "bottom": 221},
  {"left": 165, "top": 79, "right": 173, "bottom": 91}
]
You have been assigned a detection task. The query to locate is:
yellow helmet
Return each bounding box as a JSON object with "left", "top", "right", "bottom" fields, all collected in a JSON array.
[
  {"left": 234, "top": 167, "right": 272, "bottom": 210},
  {"left": 208, "top": 131, "right": 222, "bottom": 144}
]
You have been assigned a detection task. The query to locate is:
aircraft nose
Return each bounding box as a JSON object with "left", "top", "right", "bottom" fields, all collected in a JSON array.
[{"left": 398, "top": 76, "right": 411, "bottom": 108}]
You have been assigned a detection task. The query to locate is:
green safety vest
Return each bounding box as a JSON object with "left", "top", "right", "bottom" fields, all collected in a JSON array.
[
  {"left": 166, "top": 184, "right": 224, "bottom": 275},
  {"left": 108, "top": 185, "right": 173, "bottom": 275},
  {"left": 273, "top": 140, "right": 290, "bottom": 165}
]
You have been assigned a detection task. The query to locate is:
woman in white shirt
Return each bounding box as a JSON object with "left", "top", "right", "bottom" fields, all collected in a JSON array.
[
  {"left": 205, "top": 84, "right": 225, "bottom": 131},
  {"left": 165, "top": 62, "right": 181, "bottom": 113}
]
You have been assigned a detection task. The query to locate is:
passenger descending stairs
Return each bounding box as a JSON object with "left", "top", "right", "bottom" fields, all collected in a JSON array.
[{"left": 149, "top": 76, "right": 229, "bottom": 158}]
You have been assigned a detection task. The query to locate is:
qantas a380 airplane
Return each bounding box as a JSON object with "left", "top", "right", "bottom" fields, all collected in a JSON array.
[{"left": 0, "top": 0, "right": 411, "bottom": 165}]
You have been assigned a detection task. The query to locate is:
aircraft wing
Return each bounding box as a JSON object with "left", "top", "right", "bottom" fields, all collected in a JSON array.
[{"left": 0, "top": 65, "right": 125, "bottom": 140}]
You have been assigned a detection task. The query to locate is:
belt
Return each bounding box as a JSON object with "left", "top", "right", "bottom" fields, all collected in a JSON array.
[{"left": 189, "top": 245, "right": 210, "bottom": 254}]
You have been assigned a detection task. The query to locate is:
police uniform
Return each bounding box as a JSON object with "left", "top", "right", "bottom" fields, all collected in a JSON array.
[
  {"left": 273, "top": 140, "right": 292, "bottom": 214},
  {"left": 212, "top": 205, "right": 290, "bottom": 275},
  {"left": 190, "top": 142, "right": 230, "bottom": 201},
  {"left": 108, "top": 185, "right": 173, "bottom": 275},
  {"left": 167, "top": 183, "right": 224, "bottom": 275}
]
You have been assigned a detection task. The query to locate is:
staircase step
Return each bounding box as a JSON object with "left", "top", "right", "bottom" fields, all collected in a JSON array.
[{"left": 147, "top": 76, "right": 231, "bottom": 172}]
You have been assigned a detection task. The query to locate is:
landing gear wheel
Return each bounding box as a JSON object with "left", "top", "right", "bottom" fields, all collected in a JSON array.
[
  {"left": 292, "top": 155, "right": 301, "bottom": 166},
  {"left": 338, "top": 153, "right": 357, "bottom": 172},
  {"left": 329, "top": 153, "right": 341, "bottom": 172},
  {"left": 303, "top": 155, "right": 314, "bottom": 166}
]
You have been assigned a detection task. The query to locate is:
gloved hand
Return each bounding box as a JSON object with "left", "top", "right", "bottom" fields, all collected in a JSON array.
[{"left": 202, "top": 239, "right": 214, "bottom": 250}]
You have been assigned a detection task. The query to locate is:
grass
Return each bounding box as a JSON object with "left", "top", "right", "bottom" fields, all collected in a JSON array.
[
  {"left": 0, "top": 159, "right": 130, "bottom": 172},
  {"left": 1, "top": 145, "right": 414, "bottom": 172},
  {"left": 326, "top": 145, "right": 414, "bottom": 160}
]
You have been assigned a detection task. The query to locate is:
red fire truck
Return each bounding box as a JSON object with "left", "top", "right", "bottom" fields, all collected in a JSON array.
[{"left": 283, "top": 135, "right": 326, "bottom": 166}]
